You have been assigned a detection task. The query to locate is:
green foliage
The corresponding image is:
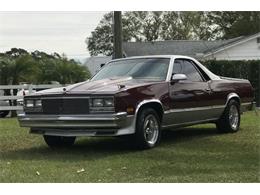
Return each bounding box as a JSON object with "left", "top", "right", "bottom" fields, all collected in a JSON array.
[
  {"left": 0, "top": 48, "right": 91, "bottom": 85},
  {"left": 203, "top": 60, "right": 260, "bottom": 105},
  {"left": 86, "top": 11, "right": 260, "bottom": 56},
  {"left": 0, "top": 111, "right": 259, "bottom": 182},
  {"left": 208, "top": 12, "right": 260, "bottom": 39},
  {"left": 161, "top": 12, "right": 213, "bottom": 40},
  {"left": 0, "top": 50, "right": 37, "bottom": 85}
]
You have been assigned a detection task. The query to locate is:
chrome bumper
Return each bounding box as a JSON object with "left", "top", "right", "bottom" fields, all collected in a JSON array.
[{"left": 18, "top": 112, "right": 135, "bottom": 136}]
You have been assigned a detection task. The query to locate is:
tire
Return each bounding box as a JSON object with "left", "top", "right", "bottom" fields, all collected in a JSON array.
[
  {"left": 43, "top": 135, "right": 76, "bottom": 148},
  {"left": 216, "top": 99, "right": 240, "bottom": 133},
  {"left": 134, "top": 108, "right": 161, "bottom": 149},
  {"left": 0, "top": 111, "right": 9, "bottom": 118}
]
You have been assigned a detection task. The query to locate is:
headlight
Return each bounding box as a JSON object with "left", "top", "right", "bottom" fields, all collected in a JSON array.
[
  {"left": 93, "top": 99, "right": 104, "bottom": 107},
  {"left": 90, "top": 97, "right": 114, "bottom": 112},
  {"left": 35, "top": 100, "right": 42, "bottom": 107},
  {"left": 104, "top": 98, "right": 114, "bottom": 107},
  {"left": 24, "top": 99, "right": 42, "bottom": 112},
  {"left": 25, "top": 100, "right": 34, "bottom": 107}
]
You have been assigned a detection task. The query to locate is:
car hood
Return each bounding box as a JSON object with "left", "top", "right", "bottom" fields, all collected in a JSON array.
[{"left": 34, "top": 77, "right": 159, "bottom": 95}]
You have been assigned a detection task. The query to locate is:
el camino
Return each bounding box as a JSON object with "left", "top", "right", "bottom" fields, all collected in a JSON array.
[{"left": 18, "top": 55, "right": 255, "bottom": 149}]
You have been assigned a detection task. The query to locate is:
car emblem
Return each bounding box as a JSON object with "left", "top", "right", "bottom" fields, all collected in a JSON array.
[{"left": 118, "top": 84, "right": 125, "bottom": 89}]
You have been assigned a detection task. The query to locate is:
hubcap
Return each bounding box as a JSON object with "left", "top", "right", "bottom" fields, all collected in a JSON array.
[
  {"left": 229, "top": 105, "right": 239, "bottom": 130},
  {"left": 143, "top": 114, "right": 159, "bottom": 145}
]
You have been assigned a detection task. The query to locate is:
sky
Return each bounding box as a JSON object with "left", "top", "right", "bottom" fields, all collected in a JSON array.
[{"left": 0, "top": 11, "right": 107, "bottom": 62}]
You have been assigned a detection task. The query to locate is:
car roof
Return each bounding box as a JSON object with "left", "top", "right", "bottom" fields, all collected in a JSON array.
[
  {"left": 108, "top": 55, "right": 221, "bottom": 81},
  {"left": 109, "top": 55, "right": 193, "bottom": 62}
]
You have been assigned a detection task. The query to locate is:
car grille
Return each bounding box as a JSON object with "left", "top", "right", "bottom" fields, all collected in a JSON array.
[{"left": 42, "top": 98, "right": 89, "bottom": 115}]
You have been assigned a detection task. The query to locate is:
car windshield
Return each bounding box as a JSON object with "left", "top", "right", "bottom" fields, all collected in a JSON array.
[{"left": 91, "top": 58, "right": 170, "bottom": 81}]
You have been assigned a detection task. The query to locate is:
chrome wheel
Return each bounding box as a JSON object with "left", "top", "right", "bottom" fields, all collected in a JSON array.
[
  {"left": 143, "top": 114, "right": 159, "bottom": 145},
  {"left": 229, "top": 105, "right": 239, "bottom": 130}
]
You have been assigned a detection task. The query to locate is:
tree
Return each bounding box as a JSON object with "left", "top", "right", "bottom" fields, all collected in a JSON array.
[
  {"left": 86, "top": 11, "right": 214, "bottom": 56},
  {"left": 86, "top": 11, "right": 260, "bottom": 56},
  {"left": 0, "top": 56, "right": 15, "bottom": 85},
  {"left": 207, "top": 12, "right": 260, "bottom": 39},
  {"left": 0, "top": 52, "right": 37, "bottom": 85},
  {"left": 87, "top": 12, "right": 114, "bottom": 56},
  {"left": 0, "top": 48, "right": 91, "bottom": 85}
]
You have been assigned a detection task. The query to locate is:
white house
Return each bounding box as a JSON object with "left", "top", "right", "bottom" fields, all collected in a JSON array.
[
  {"left": 204, "top": 32, "right": 260, "bottom": 60},
  {"left": 84, "top": 32, "right": 260, "bottom": 76},
  {"left": 123, "top": 32, "right": 260, "bottom": 61},
  {"left": 83, "top": 56, "right": 112, "bottom": 76}
]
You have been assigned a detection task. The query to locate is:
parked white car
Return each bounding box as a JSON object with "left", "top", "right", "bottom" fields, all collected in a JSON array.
[{"left": 16, "top": 88, "right": 36, "bottom": 115}]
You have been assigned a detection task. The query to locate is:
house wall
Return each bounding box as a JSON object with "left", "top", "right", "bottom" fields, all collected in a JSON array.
[
  {"left": 83, "top": 56, "right": 112, "bottom": 76},
  {"left": 205, "top": 37, "right": 260, "bottom": 61}
]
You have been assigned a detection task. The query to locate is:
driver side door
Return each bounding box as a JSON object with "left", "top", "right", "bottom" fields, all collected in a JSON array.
[{"left": 164, "top": 59, "right": 212, "bottom": 127}]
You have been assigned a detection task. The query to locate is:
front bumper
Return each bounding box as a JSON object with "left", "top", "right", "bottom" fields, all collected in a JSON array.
[{"left": 18, "top": 112, "right": 135, "bottom": 136}]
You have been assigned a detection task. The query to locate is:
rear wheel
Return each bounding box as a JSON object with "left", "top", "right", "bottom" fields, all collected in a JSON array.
[
  {"left": 216, "top": 99, "right": 240, "bottom": 133},
  {"left": 0, "top": 111, "right": 9, "bottom": 118},
  {"left": 134, "top": 108, "right": 161, "bottom": 149},
  {"left": 43, "top": 135, "right": 76, "bottom": 148}
]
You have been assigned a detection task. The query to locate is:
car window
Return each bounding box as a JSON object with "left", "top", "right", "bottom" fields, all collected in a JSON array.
[
  {"left": 173, "top": 59, "right": 203, "bottom": 82},
  {"left": 92, "top": 58, "right": 170, "bottom": 81},
  {"left": 182, "top": 60, "right": 203, "bottom": 82},
  {"left": 172, "top": 59, "right": 182, "bottom": 74}
]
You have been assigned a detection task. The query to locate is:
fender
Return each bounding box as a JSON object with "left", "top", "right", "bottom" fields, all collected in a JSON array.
[
  {"left": 132, "top": 99, "right": 164, "bottom": 129},
  {"left": 225, "top": 93, "right": 240, "bottom": 107}
]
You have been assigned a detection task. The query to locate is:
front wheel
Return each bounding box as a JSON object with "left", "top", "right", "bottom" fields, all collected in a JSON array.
[
  {"left": 216, "top": 99, "right": 240, "bottom": 133},
  {"left": 134, "top": 108, "right": 161, "bottom": 149},
  {"left": 43, "top": 135, "right": 76, "bottom": 148}
]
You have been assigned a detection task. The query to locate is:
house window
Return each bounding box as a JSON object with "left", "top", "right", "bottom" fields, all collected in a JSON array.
[{"left": 257, "top": 37, "right": 260, "bottom": 43}]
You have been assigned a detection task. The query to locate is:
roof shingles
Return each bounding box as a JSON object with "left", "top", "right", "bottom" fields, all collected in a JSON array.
[{"left": 122, "top": 37, "right": 245, "bottom": 58}]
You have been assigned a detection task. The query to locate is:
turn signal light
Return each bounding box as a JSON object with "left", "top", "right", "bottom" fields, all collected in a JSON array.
[{"left": 127, "top": 107, "right": 134, "bottom": 114}]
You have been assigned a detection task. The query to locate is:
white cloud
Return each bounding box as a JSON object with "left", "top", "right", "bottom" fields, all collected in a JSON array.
[{"left": 0, "top": 11, "right": 107, "bottom": 60}]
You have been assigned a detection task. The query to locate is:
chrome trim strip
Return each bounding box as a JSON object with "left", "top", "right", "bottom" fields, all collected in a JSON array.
[
  {"left": 164, "top": 105, "right": 225, "bottom": 114},
  {"left": 30, "top": 129, "right": 118, "bottom": 137},
  {"left": 240, "top": 102, "right": 254, "bottom": 112},
  {"left": 130, "top": 99, "right": 164, "bottom": 134},
  {"left": 18, "top": 112, "right": 129, "bottom": 128},
  {"left": 166, "top": 56, "right": 175, "bottom": 81},
  {"left": 40, "top": 97, "right": 90, "bottom": 99},
  {"left": 89, "top": 96, "right": 114, "bottom": 99},
  {"left": 18, "top": 112, "right": 127, "bottom": 121},
  {"left": 162, "top": 118, "right": 219, "bottom": 129},
  {"left": 38, "top": 96, "right": 114, "bottom": 100},
  {"left": 135, "top": 99, "right": 164, "bottom": 114},
  {"left": 241, "top": 102, "right": 252, "bottom": 106}
]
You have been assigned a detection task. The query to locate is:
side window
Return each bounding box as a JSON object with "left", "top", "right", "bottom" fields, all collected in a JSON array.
[
  {"left": 182, "top": 60, "right": 203, "bottom": 82},
  {"left": 172, "top": 59, "right": 182, "bottom": 74}
]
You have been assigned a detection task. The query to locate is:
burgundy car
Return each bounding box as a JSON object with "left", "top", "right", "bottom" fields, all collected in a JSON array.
[{"left": 18, "top": 55, "right": 254, "bottom": 149}]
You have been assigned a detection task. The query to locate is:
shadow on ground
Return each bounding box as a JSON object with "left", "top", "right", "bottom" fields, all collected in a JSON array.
[{"left": 2, "top": 126, "right": 220, "bottom": 162}]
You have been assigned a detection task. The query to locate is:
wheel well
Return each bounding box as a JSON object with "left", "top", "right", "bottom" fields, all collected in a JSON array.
[
  {"left": 228, "top": 96, "right": 240, "bottom": 106},
  {"left": 137, "top": 102, "right": 164, "bottom": 122},
  {"left": 230, "top": 97, "right": 240, "bottom": 104},
  {"left": 226, "top": 93, "right": 241, "bottom": 106}
]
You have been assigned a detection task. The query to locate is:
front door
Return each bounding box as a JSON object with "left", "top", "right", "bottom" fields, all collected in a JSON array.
[{"left": 164, "top": 59, "right": 213, "bottom": 127}]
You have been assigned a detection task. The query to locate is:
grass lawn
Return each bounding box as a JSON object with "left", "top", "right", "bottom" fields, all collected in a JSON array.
[{"left": 0, "top": 111, "right": 259, "bottom": 183}]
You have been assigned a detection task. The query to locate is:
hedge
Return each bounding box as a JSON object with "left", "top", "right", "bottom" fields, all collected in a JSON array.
[{"left": 202, "top": 60, "right": 260, "bottom": 106}]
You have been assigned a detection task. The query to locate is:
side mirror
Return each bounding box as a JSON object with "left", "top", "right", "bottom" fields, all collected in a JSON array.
[{"left": 171, "top": 74, "right": 187, "bottom": 83}]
